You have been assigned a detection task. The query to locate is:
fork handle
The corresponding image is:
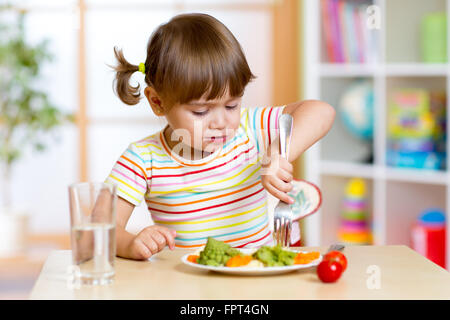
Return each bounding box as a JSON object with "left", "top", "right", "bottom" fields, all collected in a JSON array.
[
  {"left": 327, "top": 243, "right": 345, "bottom": 253},
  {"left": 279, "top": 129, "right": 287, "bottom": 159},
  {"left": 278, "top": 114, "right": 293, "bottom": 160}
]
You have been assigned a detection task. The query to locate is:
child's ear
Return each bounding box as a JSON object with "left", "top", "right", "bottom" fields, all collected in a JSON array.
[{"left": 144, "top": 87, "right": 165, "bottom": 116}]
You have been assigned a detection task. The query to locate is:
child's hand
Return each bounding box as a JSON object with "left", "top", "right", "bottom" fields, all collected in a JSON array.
[
  {"left": 127, "top": 225, "right": 177, "bottom": 260},
  {"left": 261, "top": 151, "right": 295, "bottom": 204}
]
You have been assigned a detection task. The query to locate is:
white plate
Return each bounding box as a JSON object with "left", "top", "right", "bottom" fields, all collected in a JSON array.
[{"left": 181, "top": 248, "right": 322, "bottom": 276}]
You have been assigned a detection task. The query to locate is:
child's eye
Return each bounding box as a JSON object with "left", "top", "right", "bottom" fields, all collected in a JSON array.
[
  {"left": 193, "top": 110, "right": 208, "bottom": 116},
  {"left": 226, "top": 105, "right": 238, "bottom": 110}
]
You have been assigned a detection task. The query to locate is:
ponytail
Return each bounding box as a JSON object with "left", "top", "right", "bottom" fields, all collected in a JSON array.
[
  {"left": 111, "top": 46, "right": 142, "bottom": 105},
  {"left": 111, "top": 14, "right": 254, "bottom": 109}
]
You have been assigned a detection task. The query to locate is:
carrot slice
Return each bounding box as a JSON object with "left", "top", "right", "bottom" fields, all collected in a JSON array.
[
  {"left": 294, "top": 251, "right": 320, "bottom": 264},
  {"left": 187, "top": 255, "right": 199, "bottom": 263},
  {"left": 226, "top": 255, "right": 253, "bottom": 267}
]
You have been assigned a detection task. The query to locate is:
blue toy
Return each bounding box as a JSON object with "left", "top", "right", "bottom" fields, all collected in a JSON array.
[{"left": 338, "top": 79, "right": 374, "bottom": 141}]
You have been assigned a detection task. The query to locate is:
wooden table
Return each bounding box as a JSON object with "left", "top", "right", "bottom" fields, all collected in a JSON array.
[{"left": 29, "top": 245, "right": 450, "bottom": 300}]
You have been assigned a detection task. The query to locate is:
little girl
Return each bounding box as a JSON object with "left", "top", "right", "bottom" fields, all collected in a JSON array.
[{"left": 106, "top": 13, "right": 335, "bottom": 260}]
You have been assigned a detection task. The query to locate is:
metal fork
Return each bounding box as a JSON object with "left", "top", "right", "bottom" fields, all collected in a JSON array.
[
  {"left": 327, "top": 243, "right": 345, "bottom": 253},
  {"left": 273, "top": 114, "right": 294, "bottom": 248}
]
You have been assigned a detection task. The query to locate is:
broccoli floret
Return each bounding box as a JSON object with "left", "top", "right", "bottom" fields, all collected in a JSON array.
[
  {"left": 252, "top": 246, "right": 277, "bottom": 267},
  {"left": 197, "top": 237, "right": 240, "bottom": 266},
  {"left": 252, "top": 245, "right": 297, "bottom": 266},
  {"left": 278, "top": 249, "right": 296, "bottom": 265}
]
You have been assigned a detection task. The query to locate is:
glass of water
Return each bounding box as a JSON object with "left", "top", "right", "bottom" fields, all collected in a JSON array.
[{"left": 68, "top": 182, "right": 117, "bottom": 285}]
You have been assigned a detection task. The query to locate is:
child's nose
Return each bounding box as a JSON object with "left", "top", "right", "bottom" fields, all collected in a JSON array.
[{"left": 210, "top": 111, "right": 227, "bottom": 129}]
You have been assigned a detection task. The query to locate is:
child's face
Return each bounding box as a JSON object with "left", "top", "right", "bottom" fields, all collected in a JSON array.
[{"left": 165, "top": 92, "right": 242, "bottom": 154}]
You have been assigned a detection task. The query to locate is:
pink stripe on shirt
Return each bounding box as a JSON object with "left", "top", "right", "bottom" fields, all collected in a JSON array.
[
  {"left": 275, "top": 107, "right": 281, "bottom": 130},
  {"left": 112, "top": 168, "right": 147, "bottom": 191}
]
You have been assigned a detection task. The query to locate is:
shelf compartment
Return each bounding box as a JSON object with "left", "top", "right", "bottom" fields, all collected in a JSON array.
[
  {"left": 320, "top": 0, "right": 377, "bottom": 64},
  {"left": 385, "top": 76, "right": 447, "bottom": 171},
  {"left": 385, "top": 0, "right": 447, "bottom": 63},
  {"left": 320, "top": 175, "right": 374, "bottom": 246},
  {"left": 320, "top": 77, "right": 374, "bottom": 163},
  {"left": 385, "top": 181, "right": 446, "bottom": 247}
]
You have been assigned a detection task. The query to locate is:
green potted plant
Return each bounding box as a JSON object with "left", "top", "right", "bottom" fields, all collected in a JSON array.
[{"left": 0, "top": 9, "right": 73, "bottom": 256}]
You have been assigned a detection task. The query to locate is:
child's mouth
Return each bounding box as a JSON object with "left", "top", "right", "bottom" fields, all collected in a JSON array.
[{"left": 205, "top": 136, "right": 227, "bottom": 143}]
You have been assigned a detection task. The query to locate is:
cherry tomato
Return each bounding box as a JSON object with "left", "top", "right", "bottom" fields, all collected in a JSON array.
[
  {"left": 317, "top": 260, "right": 343, "bottom": 283},
  {"left": 324, "top": 251, "right": 347, "bottom": 272}
]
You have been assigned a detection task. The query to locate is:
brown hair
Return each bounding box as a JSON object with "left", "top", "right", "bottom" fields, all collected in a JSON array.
[{"left": 111, "top": 13, "right": 255, "bottom": 109}]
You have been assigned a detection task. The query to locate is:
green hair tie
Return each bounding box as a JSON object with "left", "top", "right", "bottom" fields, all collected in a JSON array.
[{"left": 138, "top": 62, "right": 145, "bottom": 74}]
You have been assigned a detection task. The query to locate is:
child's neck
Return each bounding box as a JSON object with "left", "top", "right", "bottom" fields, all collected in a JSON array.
[{"left": 163, "top": 126, "right": 212, "bottom": 161}]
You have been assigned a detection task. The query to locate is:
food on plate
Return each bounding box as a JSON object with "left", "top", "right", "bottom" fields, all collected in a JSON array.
[
  {"left": 323, "top": 251, "right": 347, "bottom": 271},
  {"left": 225, "top": 255, "right": 253, "bottom": 267},
  {"left": 245, "top": 259, "right": 265, "bottom": 268},
  {"left": 252, "top": 245, "right": 297, "bottom": 267},
  {"left": 197, "top": 237, "right": 240, "bottom": 266},
  {"left": 192, "top": 237, "right": 321, "bottom": 268},
  {"left": 294, "top": 251, "right": 321, "bottom": 265},
  {"left": 187, "top": 255, "right": 199, "bottom": 263},
  {"left": 317, "top": 259, "right": 343, "bottom": 283}
]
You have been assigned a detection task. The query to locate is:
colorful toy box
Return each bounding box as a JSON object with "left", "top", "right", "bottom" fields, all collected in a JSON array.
[{"left": 387, "top": 89, "right": 446, "bottom": 170}]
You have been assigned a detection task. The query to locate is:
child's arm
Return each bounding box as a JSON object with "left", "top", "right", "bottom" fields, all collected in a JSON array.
[
  {"left": 261, "top": 100, "right": 335, "bottom": 203},
  {"left": 281, "top": 99, "right": 335, "bottom": 162},
  {"left": 115, "top": 197, "right": 177, "bottom": 260},
  {"left": 104, "top": 142, "right": 177, "bottom": 260},
  {"left": 115, "top": 198, "right": 137, "bottom": 258}
]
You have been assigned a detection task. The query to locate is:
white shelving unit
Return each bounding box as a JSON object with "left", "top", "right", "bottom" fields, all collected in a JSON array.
[{"left": 303, "top": 0, "right": 450, "bottom": 270}]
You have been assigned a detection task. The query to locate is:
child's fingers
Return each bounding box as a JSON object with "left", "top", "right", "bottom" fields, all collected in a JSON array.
[
  {"left": 276, "top": 168, "right": 293, "bottom": 183},
  {"left": 140, "top": 228, "right": 159, "bottom": 254},
  {"left": 146, "top": 239, "right": 159, "bottom": 254},
  {"left": 150, "top": 232, "right": 167, "bottom": 251},
  {"left": 155, "top": 226, "right": 177, "bottom": 250},
  {"left": 265, "top": 180, "right": 294, "bottom": 204},
  {"left": 133, "top": 238, "right": 153, "bottom": 260},
  {"left": 269, "top": 175, "right": 293, "bottom": 194}
]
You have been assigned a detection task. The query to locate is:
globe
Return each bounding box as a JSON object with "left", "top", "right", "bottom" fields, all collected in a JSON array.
[{"left": 338, "top": 80, "right": 374, "bottom": 141}]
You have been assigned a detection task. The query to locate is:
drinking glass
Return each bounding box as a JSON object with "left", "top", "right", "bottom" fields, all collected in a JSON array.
[{"left": 68, "top": 182, "right": 117, "bottom": 285}]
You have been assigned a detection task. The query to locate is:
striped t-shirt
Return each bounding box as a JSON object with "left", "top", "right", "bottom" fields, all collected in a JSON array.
[{"left": 105, "top": 105, "right": 285, "bottom": 248}]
